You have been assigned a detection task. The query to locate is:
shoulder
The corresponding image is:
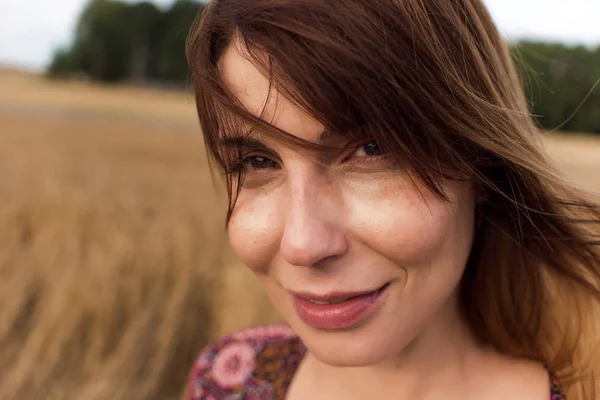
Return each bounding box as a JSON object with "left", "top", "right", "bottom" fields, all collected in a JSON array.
[
  {"left": 467, "top": 350, "right": 566, "bottom": 400},
  {"left": 185, "top": 323, "right": 306, "bottom": 400}
]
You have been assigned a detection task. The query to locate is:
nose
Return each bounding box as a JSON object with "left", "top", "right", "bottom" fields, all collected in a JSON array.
[{"left": 280, "top": 175, "right": 348, "bottom": 267}]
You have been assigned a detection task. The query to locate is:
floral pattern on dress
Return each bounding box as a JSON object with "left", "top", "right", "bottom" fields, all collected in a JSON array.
[
  {"left": 186, "top": 323, "right": 565, "bottom": 400},
  {"left": 211, "top": 342, "right": 256, "bottom": 388},
  {"left": 550, "top": 373, "right": 566, "bottom": 400},
  {"left": 186, "top": 323, "right": 305, "bottom": 400}
]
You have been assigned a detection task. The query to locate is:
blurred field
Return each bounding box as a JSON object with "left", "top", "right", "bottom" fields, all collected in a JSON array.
[
  {"left": 0, "top": 68, "right": 598, "bottom": 400},
  {"left": 0, "top": 69, "right": 279, "bottom": 400}
]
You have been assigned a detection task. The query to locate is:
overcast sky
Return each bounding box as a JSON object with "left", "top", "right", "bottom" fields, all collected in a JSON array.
[{"left": 1, "top": 0, "right": 599, "bottom": 71}]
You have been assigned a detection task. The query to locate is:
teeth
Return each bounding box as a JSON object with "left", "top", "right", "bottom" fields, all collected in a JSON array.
[{"left": 309, "top": 298, "right": 350, "bottom": 305}]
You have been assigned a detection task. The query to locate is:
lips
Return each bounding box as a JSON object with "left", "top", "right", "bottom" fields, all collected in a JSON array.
[
  {"left": 291, "top": 283, "right": 390, "bottom": 330},
  {"left": 308, "top": 298, "right": 352, "bottom": 305},
  {"left": 294, "top": 286, "right": 387, "bottom": 304}
]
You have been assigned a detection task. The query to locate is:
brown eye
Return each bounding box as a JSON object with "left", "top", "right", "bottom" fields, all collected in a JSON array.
[
  {"left": 355, "top": 140, "right": 384, "bottom": 157},
  {"left": 244, "top": 155, "right": 279, "bottom": 169}
]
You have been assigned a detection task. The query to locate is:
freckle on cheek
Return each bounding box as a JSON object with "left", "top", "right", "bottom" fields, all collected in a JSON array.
[{"left": 228, "top": 214, "right": 275, "bottom": 276}]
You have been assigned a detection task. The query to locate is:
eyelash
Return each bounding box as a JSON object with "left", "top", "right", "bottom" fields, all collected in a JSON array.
[
  {"left": 225, "top": 141, "right": 389, "bottom": 175},
  {"left": 223, "top": 152, "right": 276, "bottom": 174}
]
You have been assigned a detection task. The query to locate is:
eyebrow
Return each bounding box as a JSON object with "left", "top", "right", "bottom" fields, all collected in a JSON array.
[
  {"left": 219, "top": 127, "right": 335, "bottom": 149},
  {"left": 219, "top": 136, "right": 268, "bottom": 150}
]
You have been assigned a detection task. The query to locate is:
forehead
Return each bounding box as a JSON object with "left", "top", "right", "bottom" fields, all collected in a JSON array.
[{"left": 218, "top": 39, "right": 326, "bottom": 143}]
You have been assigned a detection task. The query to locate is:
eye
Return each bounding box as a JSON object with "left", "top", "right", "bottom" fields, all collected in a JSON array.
[
  {"left": 354, "top": 140, "right": 384, "bottom": 157},
  {"left": 240, "top": 155, "right": 279, "bottom": 170}
]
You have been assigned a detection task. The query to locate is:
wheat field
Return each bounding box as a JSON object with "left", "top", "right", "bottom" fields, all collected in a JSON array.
[
  {"left": 0, "top": 69, "right": 280, "bottom": 400},
  {"left": 0, "top": 69, "right": 598, "bottom": 400}
]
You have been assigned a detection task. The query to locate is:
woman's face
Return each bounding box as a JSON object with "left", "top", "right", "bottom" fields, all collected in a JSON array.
[{"left": 220, "top": 42, "right": 477, "bottom": 367}]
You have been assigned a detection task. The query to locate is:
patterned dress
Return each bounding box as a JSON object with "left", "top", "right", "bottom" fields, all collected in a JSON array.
[{"left": 185, "top": 323, "right": 566, "bottom": 400}]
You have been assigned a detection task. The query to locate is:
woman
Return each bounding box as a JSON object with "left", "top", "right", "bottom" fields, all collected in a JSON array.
[{"left": 184, "top": 0, "right": 600, "bottom": 399}]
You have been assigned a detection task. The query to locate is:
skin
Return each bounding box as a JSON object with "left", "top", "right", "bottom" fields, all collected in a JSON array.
[{"left": 219, "top": 39, "right": 550, "bottom": 400}]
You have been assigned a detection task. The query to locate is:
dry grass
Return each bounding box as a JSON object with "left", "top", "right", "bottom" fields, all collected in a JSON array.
[
  {"left": 0, "top": 70, "right": 279, "bottom": 400},
  {"left": 0, "top": 69, "right": 598, "bottom": 400},
  {"left": 543, "top": 133, "right": 600, "bottom": 189}
]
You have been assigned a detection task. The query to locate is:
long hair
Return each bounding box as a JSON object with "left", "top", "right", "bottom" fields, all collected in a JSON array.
[{"left": 186, "top": 0, "right": 600, "bottom": 397}]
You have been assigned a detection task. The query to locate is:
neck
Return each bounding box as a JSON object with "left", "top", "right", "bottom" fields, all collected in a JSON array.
[{"left": 301, "top": 294, "right": 493, "bottom": 399}]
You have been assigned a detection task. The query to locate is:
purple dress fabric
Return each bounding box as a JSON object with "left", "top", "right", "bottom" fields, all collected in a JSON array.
[{"left": 185, "top": 323, "right": 566, "bottom": 400}]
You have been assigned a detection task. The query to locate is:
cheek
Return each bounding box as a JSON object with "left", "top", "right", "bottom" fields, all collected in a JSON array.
[
  {"left": 348, "top": 179, "right": 475, "bottom": 265},
  {"left": 227, "top": 192, "right": 282, "bottom": 274}
]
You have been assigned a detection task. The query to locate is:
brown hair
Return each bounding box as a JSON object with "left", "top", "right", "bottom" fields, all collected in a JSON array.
[{"left": 186, "top": 0, "right": 600, "bottom": 397}]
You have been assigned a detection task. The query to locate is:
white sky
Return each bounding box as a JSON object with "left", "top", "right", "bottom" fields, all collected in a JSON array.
[{"left": 1, "top": 0, "right": 599, "bottom": 71}]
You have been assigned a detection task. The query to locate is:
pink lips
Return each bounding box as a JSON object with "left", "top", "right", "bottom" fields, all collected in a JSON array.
[{"left": 291, "top": 283, "right": 390, "bottom": 330}]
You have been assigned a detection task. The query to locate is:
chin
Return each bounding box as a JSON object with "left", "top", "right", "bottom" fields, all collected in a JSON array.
[
  {"left": 290, "top": 314, "right": 416, "bottom": 368},
  {"left": 310, "top": 345, "right": 391, "bottom": 368}
]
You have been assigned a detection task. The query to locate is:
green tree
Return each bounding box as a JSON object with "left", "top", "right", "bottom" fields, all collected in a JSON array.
[
  {"left": 512, "top": 41, "right": 600, "bottom": 133},
  {"left": 72, "top": 0, "right": 133, "bottom": 82},
  {"left": 125, "top": 2, "right": 162, "bottom": 82},
  {"left": 47, "top": 48, "right": 80, "bottom": 78},
  {"left": 150, "top": 0, "right": 204, "bottom": 83},
  {"left": 48, "top": 0, "right": 204, "bottom": 84}
]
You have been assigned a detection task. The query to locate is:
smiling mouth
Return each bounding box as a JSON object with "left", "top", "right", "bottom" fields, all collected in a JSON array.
[
  {"left": 304, "top": 283, "right": 391, "bottom": 305},
  {"left": 291, "top": 283, "right": 391, "bottom": 330}
]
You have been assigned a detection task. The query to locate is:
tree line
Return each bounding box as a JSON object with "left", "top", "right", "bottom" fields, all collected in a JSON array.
[
  {"left": 48, "top": 0, "right": 205, "bottom": 85},
  {"left": 48, "top": 0, "right": 600, "bottom": 134},
  {"left": 512, "top": 41, "right": 600, "bottom": 134}
]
